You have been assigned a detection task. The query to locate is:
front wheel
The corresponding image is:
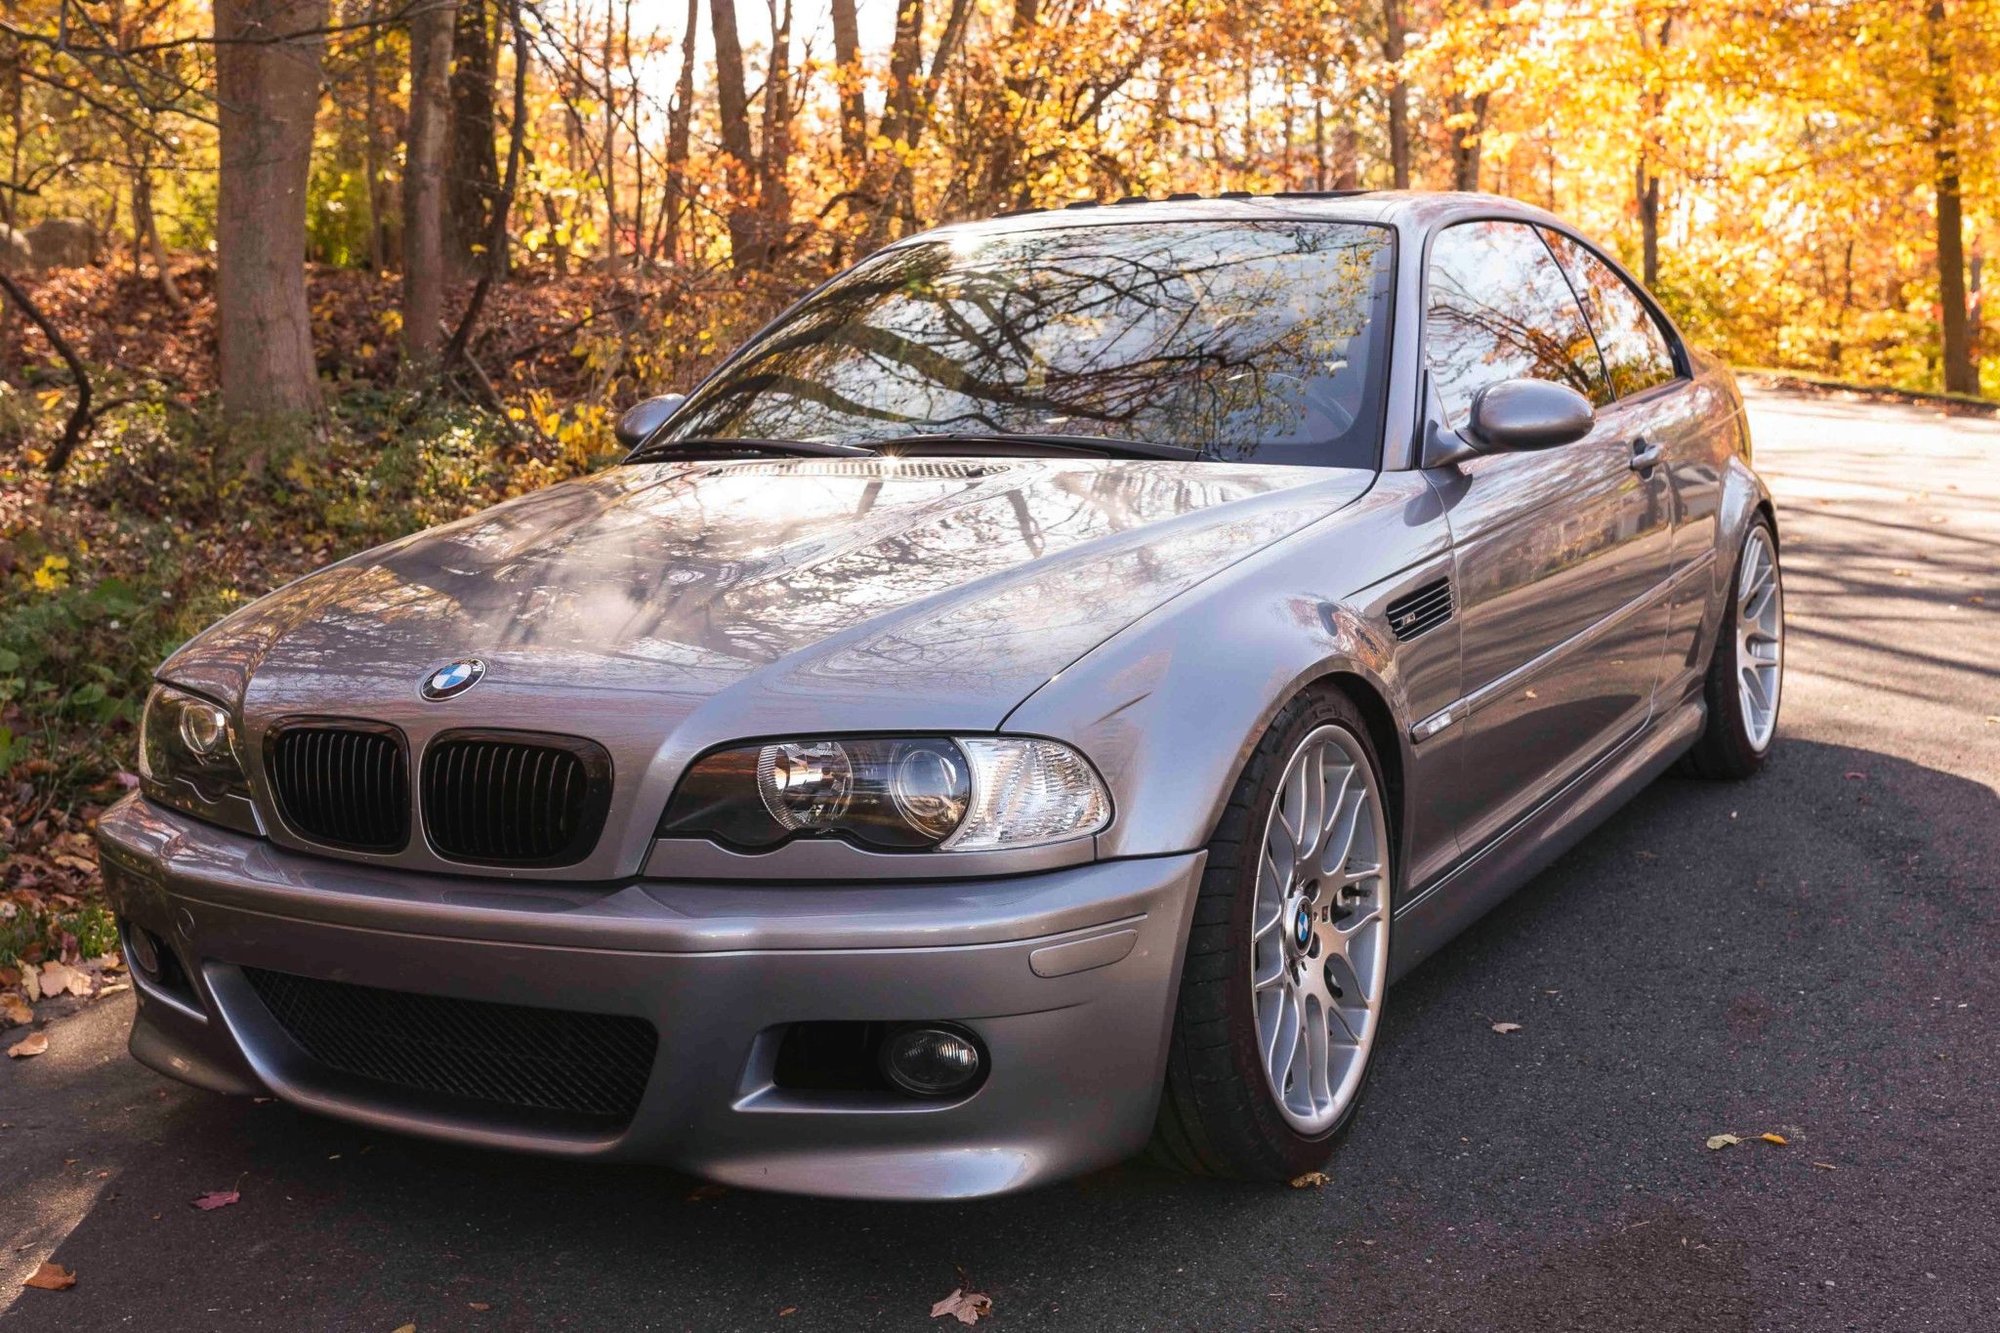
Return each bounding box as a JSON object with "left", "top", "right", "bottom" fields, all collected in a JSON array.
[
  {"left": 1683, "top": 515, "right": 1784, "bottom": 779},
  {"left": 1153, "top": 689, "right": 1392, "bottom": 1180}
]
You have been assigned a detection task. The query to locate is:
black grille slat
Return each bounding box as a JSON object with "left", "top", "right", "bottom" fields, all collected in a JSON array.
[
  {"left": 422, "top": 732, "right": 609, "bottom": 866},
  {"left": 1386, "top": 578, "right": 1455, "bottom": 642},
  {"left": 266, "top": 724, "right": 409, "bottom": 852},
  {"left": 241, "top": 966, "right": 656, "bottom": 1126}
]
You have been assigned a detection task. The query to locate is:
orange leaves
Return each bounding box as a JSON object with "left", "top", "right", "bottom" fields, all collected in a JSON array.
[{"left": 21, "top": 1262, "right": 77, "bottom": 1291}]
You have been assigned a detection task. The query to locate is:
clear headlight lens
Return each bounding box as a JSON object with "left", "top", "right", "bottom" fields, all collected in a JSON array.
[
  {"left": 660, "top": 736, "right": 1109, "bottom": 852},
  {"left": 137, "top": 684, "right": 259, "bottom": 835}
]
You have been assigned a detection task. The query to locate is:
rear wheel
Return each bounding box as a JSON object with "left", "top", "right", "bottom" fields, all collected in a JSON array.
[
  {"left": 1153, "top": 689, "right": 1391, "bottom": 1180},
  {"left": 1683, "top": 516, "right": 1784, "bottom": 780}
]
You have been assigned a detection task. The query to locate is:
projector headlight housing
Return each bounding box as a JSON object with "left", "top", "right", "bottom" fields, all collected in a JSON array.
[
  {"left": 658, "top": 736, "right": 1111, "bottom": 853},
  {"left": 137, "top": 684, "right": 259, "bottom": 835}
]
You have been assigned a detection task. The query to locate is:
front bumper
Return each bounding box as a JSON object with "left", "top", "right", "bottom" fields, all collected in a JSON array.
[{"left": 95, "top": 794, "right": 1204, "bottom": 1200}]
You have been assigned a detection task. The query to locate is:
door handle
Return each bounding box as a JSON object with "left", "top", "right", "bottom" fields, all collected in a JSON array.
[{"left": 1629, "top": 439, "right": 1664, "bottom": 472}]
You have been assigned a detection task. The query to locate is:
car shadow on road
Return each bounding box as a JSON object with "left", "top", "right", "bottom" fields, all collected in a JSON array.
[{"left": 10, "top": 741, "right": 1996, "bottom": 1330}]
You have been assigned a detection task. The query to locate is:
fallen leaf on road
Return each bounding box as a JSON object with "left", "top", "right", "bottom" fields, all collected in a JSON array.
[
  {"left": 1812, "top": 1161, "right": 1837, "bottom": 1171},
  {"left": 1, "top": 993, "right": 31, "bottom": 1026},
  {"left": 685, "top": 1183, "right": 728, "bottom": 1202},
  {"left": 1491, "top": 1021, "right": 1522, "bottom": 1034},
  {"left": 7, "top": 1032, "right": 48, "bottom": 1059},
  {"left": 191, "top": 1190, "right": 240, "bottom": 1211},
  {"left": 1843, "top": 771, "right": 1867, "bottom": 781},
  {"left": 1706, "top": 1133, "right": 1741, "bottom": 1150},
  {"left": 391, "top": 1324, "right": 416, "bottom": 1333},
  {"left": 468, "top": 1303, "right": 491, "bottom": 1312},
  {"left": 1290, "top": 1171, "right": 1331, "bottom": 1188},
  {"left": 931, "top": 1288, "right": 992, "bottom": 1325},
  {"left": 778, "top": 1307, "right": 797, "bottom": 1317},
  {"left": 1759, "top": 1132, "right": 1788, "bottom": 1146},
  {"left": 22, "top": 1262, "right": 76, "bottom": 1291}
]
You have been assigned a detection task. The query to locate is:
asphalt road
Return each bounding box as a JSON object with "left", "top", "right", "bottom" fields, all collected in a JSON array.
[{"left": 4, "top": 385, "right": 1997, "bottom": 1332}]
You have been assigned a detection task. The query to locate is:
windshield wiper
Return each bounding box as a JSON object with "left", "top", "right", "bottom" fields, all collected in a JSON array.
[
  {"left": 628, "top": 435, "right": 877, "bottom": 462},
  {"left": 878, "top": 431, "right": 1201, "bottom": 461}
]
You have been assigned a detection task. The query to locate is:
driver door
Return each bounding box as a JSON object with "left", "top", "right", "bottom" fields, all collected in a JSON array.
[{"left": 1422, "top": 220, "right": 1676, "bottom": 854}]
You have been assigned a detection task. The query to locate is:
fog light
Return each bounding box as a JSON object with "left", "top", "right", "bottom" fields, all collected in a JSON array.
[
  {"left": 879, "top": 1024, "right": 985, "bottom": 1097},
  {"left": 123, "top": 921, "right": 162, "bottom": 980}
]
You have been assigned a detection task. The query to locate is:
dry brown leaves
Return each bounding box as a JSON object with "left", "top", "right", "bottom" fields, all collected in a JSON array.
[
  {"left": 7, "top": 1030, "right": 48, "bottom": 1058},
  {"left": 21, "top": 1261, "right": 76, "bottom": 1291},
  {"left": 930, "top": 1288, "right": 993, "bottom": 1325}
]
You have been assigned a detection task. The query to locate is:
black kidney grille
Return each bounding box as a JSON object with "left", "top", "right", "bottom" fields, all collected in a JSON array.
[
  {"left": 241, "top": 966, "right": 656, "bottom": 1125},
  {"left": 422, "top": 733, "right": 610, "bottom": 865},
  {"left": 1386, "top": 578, "right": 1455, "bottom": 642},
  {"left": 266, "top": 725, "right": 409, "bottom": 851}
]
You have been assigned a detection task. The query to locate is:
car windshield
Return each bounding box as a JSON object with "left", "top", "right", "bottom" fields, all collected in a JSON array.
[{"left": 655, "top": 220, "right": 1396, "bottom": 468}]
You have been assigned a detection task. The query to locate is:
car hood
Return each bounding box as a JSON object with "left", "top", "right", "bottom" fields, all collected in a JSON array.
[{"left": 162, "top": 455, "right": 1372, "bottom": 742}]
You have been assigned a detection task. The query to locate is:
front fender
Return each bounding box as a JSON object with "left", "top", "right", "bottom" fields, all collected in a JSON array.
[{"left": 1005, "top": 474, "right": 1452, "bottom": 863}]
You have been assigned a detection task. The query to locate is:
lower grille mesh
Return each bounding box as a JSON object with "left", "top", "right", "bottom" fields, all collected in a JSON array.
[{"left": 241, "top": 967, "right": 657, "bottom": 1125}]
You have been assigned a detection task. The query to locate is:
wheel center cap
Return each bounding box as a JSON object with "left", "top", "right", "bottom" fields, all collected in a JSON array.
[{"left": 1293, "top": 903, "right": 1314, "bottom": 949}]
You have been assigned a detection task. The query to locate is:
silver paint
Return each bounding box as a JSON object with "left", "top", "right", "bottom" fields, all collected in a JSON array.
[{"left": 102, "top": 192, "right": 1778, "bottom": 1199}]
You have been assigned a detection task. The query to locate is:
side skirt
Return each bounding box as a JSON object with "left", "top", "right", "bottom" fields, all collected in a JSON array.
[{"left": 1387, "top": 698, "right": 1706, "bottom": 982}]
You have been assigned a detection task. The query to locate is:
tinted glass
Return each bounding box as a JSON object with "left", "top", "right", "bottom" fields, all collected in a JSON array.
[
  {"left": 661, "top": 221, "right": 1396, "bottom": 468},
  {"left": 1425, "top": 220, "right": 1608, "bottom": 427},
  {"left": 1539, "top": 229, "right": 1680, "bottom": 399}
]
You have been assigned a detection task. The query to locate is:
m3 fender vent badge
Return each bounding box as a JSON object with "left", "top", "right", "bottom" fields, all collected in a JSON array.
[{"left": 421, "top": 658, "right": 486, "bottom": 701}]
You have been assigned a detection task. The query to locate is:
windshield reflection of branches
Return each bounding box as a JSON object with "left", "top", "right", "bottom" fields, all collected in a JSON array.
[{"left": 669, "top": 222, "right": 1392, "bottom": 466}]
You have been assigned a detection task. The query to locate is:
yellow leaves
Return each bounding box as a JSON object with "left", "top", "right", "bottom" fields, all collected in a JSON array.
[{"left": 31, "top": 554, "right": 70, "bottom": 592}]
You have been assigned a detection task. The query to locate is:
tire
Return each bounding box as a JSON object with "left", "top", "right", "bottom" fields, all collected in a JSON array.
[
  {"left": 1682, "top": 515, "right": 1784, "bottom": 780},
  {"left": 1152, "top": 688, "right": 1393, "bottom": 1181}
]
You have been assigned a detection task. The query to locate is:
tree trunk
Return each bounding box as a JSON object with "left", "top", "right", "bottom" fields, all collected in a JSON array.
[
  {"left": 756, "top": 0, "right": 794, "bottom": 258},
  {"left": 402, "top": 0, "right": 458, "bottom": 374},
  {"left": 710, "top": 0, "right": 762, "bottom": 268},
  {"left": 1451, "top": 90, "right": 1489, "bottom": 191},
  {"left": 830, "top": 0, "right": 867, "bottom": 164},
  {"left": 1637, "top": 162, "right": 1660, "bottom": 289},
  {"left": 1928, "top": 0, "right": 1976, "bottom": 395},
  {"left": 214, "top": 0, "right": 327, "bottom": 421},
  {"left": 132, "top": 163, "right": 184, "bottom": 308},
  {"left": 1383, "top": 0, "right": 1409, "bottom": 188},
  {"left": 363, "top": 0, "right": 388, "bottom": 272},
  {"left": 663, "top": 0, "right": 698, "bottom": 265},
  {"left": 446, "top": 0, "right": 498, "bottom": 277},
  {"left": 600, "top": 0, "right": 620, "bottom": 270}
]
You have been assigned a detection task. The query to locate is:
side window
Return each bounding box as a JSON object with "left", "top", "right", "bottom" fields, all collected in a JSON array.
[
  {"left": 1425, "top": 220, "right": 1610, "bottom": 432},
  {"left": 1539, "top": 229, "right": 1680, "bottom": 400}
]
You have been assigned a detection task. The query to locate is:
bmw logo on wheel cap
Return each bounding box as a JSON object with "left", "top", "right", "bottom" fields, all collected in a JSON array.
[{"left": 421, "top": 658, "right": 486, "bottom": 701}]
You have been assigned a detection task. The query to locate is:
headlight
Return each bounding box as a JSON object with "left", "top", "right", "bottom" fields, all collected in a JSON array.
[
  {"left": 658, "top": 736, "right": 1111, "bottom": 852},
  {"left": 137, "top": 684, "right": 259, "bottom": 835}
]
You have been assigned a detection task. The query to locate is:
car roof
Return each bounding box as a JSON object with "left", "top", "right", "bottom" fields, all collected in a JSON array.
[{"left": 909, "top": 190, "right": 1570, "bottom": 247}]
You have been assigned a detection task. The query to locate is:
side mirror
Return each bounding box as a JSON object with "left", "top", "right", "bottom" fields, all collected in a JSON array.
[
  {"left": 613, "top": 393, "right": 687, "bottom": 448},
  {"left": 1467, "top": 379, "right": 1594, "bottom": 452}
]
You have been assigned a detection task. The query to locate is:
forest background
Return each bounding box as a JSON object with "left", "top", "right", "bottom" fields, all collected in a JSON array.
[{"left": 0, "top": 0, "right": 1992, "bottom": 979}]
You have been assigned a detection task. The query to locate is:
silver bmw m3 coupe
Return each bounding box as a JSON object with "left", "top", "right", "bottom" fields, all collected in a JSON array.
[{"left": 98, "top": 192, "right": 1784, "bottom": 1199}]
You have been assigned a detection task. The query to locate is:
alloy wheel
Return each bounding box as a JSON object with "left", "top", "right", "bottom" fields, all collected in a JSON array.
[
  {"left": 1250, "top": 724, "right": 1390, "bottom": 1136},
  {"left": 1735, "top": 525, "right": 1784, "bottom": 752}
]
